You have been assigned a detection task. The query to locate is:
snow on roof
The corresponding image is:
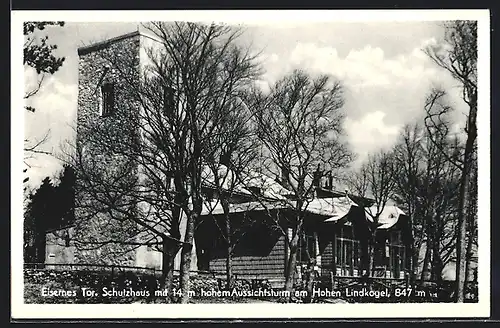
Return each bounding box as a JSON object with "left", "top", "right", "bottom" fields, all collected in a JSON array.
[
  {"left": 201, "top": 195, "right": 360, "bottom": 221},
  {"left": 200, "top": 180, "right": 407, "bottom": 231},
  {"left": 365, "top": 205, "right": 407, "bottom": 229},
  {"left": 200, "top": 166, "right": 406, "bottom": 230},
  {"left": 201, "top": 200, "right": 289, "bottom": 216},
  {"left": 323, "top": 196, "right": 359, "bottom": 222},
  {"left": 201, "top": 164, "right": 297, "bottom": 199},
  {"left": 240, "top": 171, "right": 294, "bottom": 200},
  {"left": 201, "top": 164, "right": 251, "bottom": 195}
]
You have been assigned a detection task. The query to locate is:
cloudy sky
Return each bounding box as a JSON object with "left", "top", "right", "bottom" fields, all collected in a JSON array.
[{"left": 23, "top": 18, "right": 467, "bottom": 190}]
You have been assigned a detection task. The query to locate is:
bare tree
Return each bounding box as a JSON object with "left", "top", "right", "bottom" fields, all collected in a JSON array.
[
  {"left": 392, "top": 123, "right": 424, "bottom": 284},
  {"left": 464, "top": 152, "right": 478, "bottom": 285},
  {"left": 201, "top": 94, "right": 261, "bottom": 290},
  {"left": 348, "top": 150, "right": 397, "bottom": 277},
  {"left": 67, "top": 21, "right": 261, "bottom": 303},
  {"left": 249, "top": 69, "right": 351, "bottom": 299},
  {"left": 418, "top": 120, "right": 462, "bottom": 282},
  {"left": 424, "top": 20, "right": 477, "bottom": 302},
  {"left": 392, "top": 117, "right": 463, "bottom": 285},
  {"left": 144, "top": 22, "right": 261, "bottom": 303}
]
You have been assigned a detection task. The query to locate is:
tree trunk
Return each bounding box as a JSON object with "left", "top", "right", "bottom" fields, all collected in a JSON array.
[
  {"left": 410, "top": 242, "right": 421, "bottom": 286},
  {"left": 160, "top": 237, "right": 176, "bottom": 302},
  {"left": 284, "top": 208, "right": 304, "bottom": 300},
  {"left": 421, "top": 213, "right": 433, "bottom": 282},
  {"left": 164, "top": 201, "right": 182, "bottom": 301},
  {"left": 226, "top": 242, "right": 233, "bottom": 290},
  {"left": 408, "top": 212, "right": 418, "bottom": 286},
  {"left": 464, "top": 219, "right": 476, "bottom": 296},
  {"left": 430, "top": 216, "right": 443, "bottom": 282},
  {"left": 455, "top": 172, "right": 470, "bottom": 302},
  {"left": 284, "top": 234, "right": 299, "bottom": 297},
  {"left": 225, "top": 218, "right": 233, "bottom": 290},
  {"left": 35, "top": 230, "right": 46, "bottom": 268},
  {"left": 304, "top": 258, "right": 316, "bottom": 303},
  {"left": 179, "top": 211, "right": 196, "bottom": 304},
  {"left": 455, "top": 138, "right": 474, "bottom": 302},
  {"left": 421, "top": 241, "right": 431, "bottom": 282},
  {"left": 368, "top": 230, "right": 377, "bottom": 277},
  {"left": 464, "top": 232, "right": 473, "bottom": 286},
  {"left": 464, "top": 173, "right": 477, "bottom": 294},
  {"left": 431, "top": 232, "right": 443, "bottom": 282},
  {"left": 221, "top": 199, "right": 234, "bottom": 290}
]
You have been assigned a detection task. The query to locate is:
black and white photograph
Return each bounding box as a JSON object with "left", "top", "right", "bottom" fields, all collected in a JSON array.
[{"left": 12, "top": 9, "right": 490, "bottom": 319}]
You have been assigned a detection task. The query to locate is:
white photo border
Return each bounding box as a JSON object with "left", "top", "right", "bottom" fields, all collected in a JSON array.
[{"left": 11, "top": 9, "right": 491, "bottom": 319}]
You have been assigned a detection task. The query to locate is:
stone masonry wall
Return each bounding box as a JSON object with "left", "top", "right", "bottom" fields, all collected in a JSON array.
[
  {"left": 72, "top": 33, "right": 143, "bottom": 266},
  {"left": 47, "top": 31, "right": 199, "bottom": 272}
]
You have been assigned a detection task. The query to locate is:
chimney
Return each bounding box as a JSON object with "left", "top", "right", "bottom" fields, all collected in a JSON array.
[
  {"left": 312, "top": 164, "right": 322, "bottom": 188},
  {"left": 281, "top": 166, "right": 290, "bottom": 188},
  {"left": 328, "top": 171, "right": 333, "bottom": 190}
]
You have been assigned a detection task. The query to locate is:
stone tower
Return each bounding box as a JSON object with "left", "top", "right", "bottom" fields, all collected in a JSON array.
[
  {"left": 74, "top": 31, "right": 148, "bottom": 267},
  {"left": 46, "top": 30, "right": 197, "bottom": 272}
]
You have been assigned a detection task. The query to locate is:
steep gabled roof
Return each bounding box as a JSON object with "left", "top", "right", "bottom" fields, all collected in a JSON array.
[
  {"left": 200, "top": 165, "right": 408, "bottom": 231},
  {"left": 365, "top": 205, "right": 407, "bottom": 229},
  {"left": 201, "top": 199, "right": 289, "bottom": 216},
  {"left": 201, "top": 164, "right": 294, "bottom": 200}
]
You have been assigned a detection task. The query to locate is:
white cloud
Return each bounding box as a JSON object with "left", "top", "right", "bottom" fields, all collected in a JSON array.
[
  {"left": 24, "top": 154, "right": 64, "bottom": 190},
  {"left": 344, "top": 111, "right": 401, "bottom": 162},
  {"left": 24, "top": 69, "right": 77, "bottom": 190},
  {"left": 20, "top": 28, "right": 463, "bottom": 190},
  {"left": 25, "top": 73, "right": 77, "bottom": 144},
  {"left": 273, "top": 37, "right": 462, "bottom": 161},
  {"left": 287, "top": 40, "right": 440, "bottom": 89}
]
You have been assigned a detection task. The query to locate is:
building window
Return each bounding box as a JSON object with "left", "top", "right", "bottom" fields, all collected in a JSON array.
[
  {"left": 163, "top": 171, "right": 176, "bottom": 196},
  {"left": 388, "top": 231, "right": 406, "bottom": 279},
  {"left": 298, "top": 232, "right": 317, "bottom": 264},
  {"left": 163, "top": 86, "right": 175, "bottom": 115},
  {"left": 101, "top": 82, "right": 115, "bottom": 116},
  {"left": 370, "top": 231, "right": 406, "bottom": 278},
  {"left": 336, "top": 226, "right": 361, "bottom": 276},
  {"left": 374, "top": 239, "right": 389, "bottom": 268}
]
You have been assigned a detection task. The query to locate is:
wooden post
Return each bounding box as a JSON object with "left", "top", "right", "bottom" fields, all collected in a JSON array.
[
  {"left": 332, "top": 229, "right": 337, "bottom": 278},
  {"left": 388, "top": 234, "right": 392, "bottom": 279},
  {"left": 284, "top": 228, "right": 289, "bottom": 277},
  {"left": 314, "top": 231, "right": 320, "bottom": 276},
  {"left": 340, "top": 226, "right": 344, "bottom": 276},
  {"left": 350, "top": 239, "right": 354, "bottom": 276}
]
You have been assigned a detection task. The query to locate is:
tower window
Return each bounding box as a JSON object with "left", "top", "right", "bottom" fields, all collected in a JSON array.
[
  {"left": 163, "top": 86, "right": 175, "bottom": 115},
  {"left": 101, "top": 82, "right": 115, "bottom": 116},
  {"left": 64, "top": 230, "right": 71, "bottom": 247}
]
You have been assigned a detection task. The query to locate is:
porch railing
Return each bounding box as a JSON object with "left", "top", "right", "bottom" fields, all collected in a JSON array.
[{"left": 23, "top": 262, "right": 218, "bottom": 278}]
